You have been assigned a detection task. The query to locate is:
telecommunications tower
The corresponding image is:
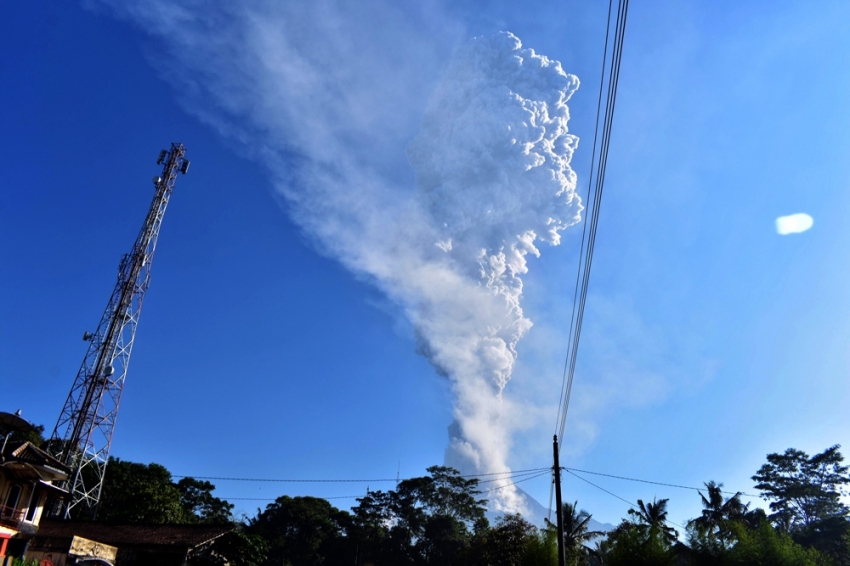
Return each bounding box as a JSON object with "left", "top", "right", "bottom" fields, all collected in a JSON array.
[{"left": 48, "top": 143, "right": 190, "bottom": 518}]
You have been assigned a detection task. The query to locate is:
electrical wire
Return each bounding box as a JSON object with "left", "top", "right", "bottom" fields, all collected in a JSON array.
[
  {"left": 178, "top": 465, "right": 753, "bottom": 500},
  {"left": 565, "top": 467, "right": 757, "bottom": 498},
  {"left": 222, "top": 495, "right": 362, "bottom": 501},
  {"left": 172, "top": 467, "right": 552, "bottom": 484},
  {"left": 565, "top": 468, "right": 636, "bottom": 508},
  {"left": 209, "top": 464, "right": 750, "bottom": 530},
  {"left": 555, "top": 0, "right": 614, "bottom": 444},
  {"left": 566, "top": 469, "right": 688, "bottom": 531},
  {"left": 550, "top": 0, "right": 629, "bottom": 524},
  {"left": 174, "top": 476, "right": 398, "bottom": 483},
  {"left": 464, "top": 467, "right": 551, "bottom": 478},
  {"left": 482, "top": 471, "right": 552, "bottom": 493},
  {"left": 557, "top": 0, "right": 629, "bottom": 445},
  {"left": 476, "top": 469, "right": 553, "bottom": 485},
  {"left": 221, "top": 473, "right": 551, "bottom": 503},
  {"left": 222, "top": 473, "right": 551, "bottom": 505}
]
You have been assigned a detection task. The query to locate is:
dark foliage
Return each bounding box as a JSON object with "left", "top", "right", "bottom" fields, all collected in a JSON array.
[
  {"left": 349, "top": 466, "right": 489, "bottom": 565},
  {"left": 195, "top": 530, "right": 269, "bottom": 566},
  {"left": 469, "top": 513, "right": 538, "bottom": 566},
  {"left": 248, "top": 495, "right": 353, "bottom": 566},
  {"left": 97, "top": 457, "right": 233, "bottom": 525},
  {"left": 601, "top": 520, "right": 676, "bottom": 566},
  {"left": 628, "top": 498, "right": 678, "bottom": 545},
  {"left": 724, "top": 521, "right": 826, "bottom": 566},
  {"left": 752, "top": 445, "right": 850, "bottom": 563},
  {"left": 177, "top": 477, "right": 235, "bottom": 525},
  {"left": 752, "top": 445, "right": 850, "bottom": 530},
  {"left": 98, "top": 458, "right": 186, "bottom": 523},
  {"left": 0, "top": 422, "right": 45, "bottom": 448},
  {"left": 54, "top": 444, "right": 850, "bottom": 566}
]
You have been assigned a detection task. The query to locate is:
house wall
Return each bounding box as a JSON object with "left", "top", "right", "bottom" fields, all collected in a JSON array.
[
  {"left": 0, "top": 473, "right": 23, "bottom": 536},
  {"left": 0, "top": 472, "right": 49, "bottom": 533}
]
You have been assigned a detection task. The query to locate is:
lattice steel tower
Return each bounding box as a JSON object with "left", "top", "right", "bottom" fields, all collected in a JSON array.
[{"left": 49, "top": 143, "right": 190, "bottom": 518}]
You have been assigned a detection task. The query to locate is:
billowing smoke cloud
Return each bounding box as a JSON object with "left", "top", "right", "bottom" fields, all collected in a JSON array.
[
  {"left": 99, "top": 0, "right": 581, "bottom": 512},
  {"left": 406, "top": 32, "right": 581, "bottom": 511}
]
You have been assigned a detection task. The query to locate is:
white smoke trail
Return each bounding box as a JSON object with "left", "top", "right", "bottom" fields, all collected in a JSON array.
[
  {"left": 98, "top": 0, "right": 581, "bottom": 513},
  {"left": 407, "top": 32, "right": 582, "bottom": 512}
]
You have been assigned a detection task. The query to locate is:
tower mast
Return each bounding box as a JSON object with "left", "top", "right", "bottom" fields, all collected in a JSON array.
[{"left": 49, "top": 143, "right": 190, "bottom": 518}]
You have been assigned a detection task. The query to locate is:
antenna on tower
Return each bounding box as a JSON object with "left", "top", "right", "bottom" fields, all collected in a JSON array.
[{"left": 47, "top": 143, "right": 189, "bottom": 519}]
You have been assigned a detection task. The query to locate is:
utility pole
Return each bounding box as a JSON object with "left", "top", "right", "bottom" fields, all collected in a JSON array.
[
  {"left": 553, "top": 434, "right": 565, "bottom": 566},
  {"left": 48, "top": 144, "right": 190, "bottom": 518}
]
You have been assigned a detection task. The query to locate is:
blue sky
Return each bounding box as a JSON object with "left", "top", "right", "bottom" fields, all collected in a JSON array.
[{"left": 2, "top": 0, "right": 850, "bottom": 527}]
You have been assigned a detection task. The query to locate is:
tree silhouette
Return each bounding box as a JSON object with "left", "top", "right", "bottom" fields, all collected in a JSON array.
[
  {"left": 752, "top": 445, "right": 850, "bottom": 530},
  {"left": 629, "top": 498, "right": 677, "bottom": 544},
  {"left": 545, "top": 501, "right": 603, "bottom": 565},
  {"left": 688, "top": 480, "right": 747, "bottom": 542}
]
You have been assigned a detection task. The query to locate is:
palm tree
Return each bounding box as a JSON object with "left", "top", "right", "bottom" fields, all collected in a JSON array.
[
  {"left": 688, "top": 480, "right": 748, "bottom": 543},
  {"left": 546, "top": 501, "right": 604, "bottom": 565},
  {"left": 628, "top": 498, "right": 677, "bottom": 544}
]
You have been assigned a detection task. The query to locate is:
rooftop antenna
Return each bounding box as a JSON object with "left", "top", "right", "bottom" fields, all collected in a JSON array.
[{"left": 48, "top": 144, "right": 190, "bottom": 519}]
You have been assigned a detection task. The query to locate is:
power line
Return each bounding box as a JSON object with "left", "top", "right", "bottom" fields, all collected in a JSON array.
[
  {"left": 565, "top": 469, "right": 687, "bottom": 531},
  {"left": 565, "top": 467, "right": 757, "bottom": 498},
  {"left": 565, "top": 469, "right": 635, "bottom": 509},
  {"left": 483, "top": 471, "right": 552, "bottom": 493},
  {"left": 555, "top": 0, "right": 630, "bottom": 448},
  {"left": 550, "top": 0, "right": 629, "bottom": 526},
  {"left": 555, "top": 0, "right": 614, "bottom": 444},
  {"left": 173, "top": 467, "right": 552, "bottom": 484},
  {"left": 178, "top": 466, "right": 754, "bottom": 499},
  {"left": 221, "top": 472, "right": 551, "bottom": 503},
  {"left": 464, "top": 468, "right": 551, "bottom": 478},
  {"left": 215, "top": 464, "right": 751, "bottom": 530},
  {"left": 477, "top": 471, "right": 548, "bottom": 485},
  {"left": 175, "top": 476, "right": 398, "bottom": 483},
  {"left": 221, "top": 473, "right": 551, "bottom": 501},
  {"left": 222, "top": 495, "right": 363, "bottom": 501},
  {"left": 559, "top": 0, "right": 630, "bottom": 444}
]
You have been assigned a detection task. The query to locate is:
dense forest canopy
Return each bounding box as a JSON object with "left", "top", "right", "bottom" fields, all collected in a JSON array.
[{"left": 78, "top": 445, "right": 850, "bottom": 565}]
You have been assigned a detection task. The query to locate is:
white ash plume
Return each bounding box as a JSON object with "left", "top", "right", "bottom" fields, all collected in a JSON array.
[
  {"left": 97, "top": 0, "right": 581, "bottom": 513},
  {"left": 407, "top": 31, "right": 581, "bottom": 512}
]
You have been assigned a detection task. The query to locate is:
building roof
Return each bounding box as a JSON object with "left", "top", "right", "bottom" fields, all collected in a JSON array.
[
  {"left": 35, "top": 520, "right": 234, "bottom": 550},
  {"left": 2, "top": 441, "right": 70, "bottom": 472},
  {"left": 0, "top": 441, "right": 70, "bottom": 484}
]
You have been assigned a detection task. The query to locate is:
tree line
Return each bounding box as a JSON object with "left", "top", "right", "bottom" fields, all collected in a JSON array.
[
  {"left": 13, "top": 422, "right": 850, "bottom": 566},
  {"left": 87, "top": 445, "right": 850, "bottom": 566}
]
